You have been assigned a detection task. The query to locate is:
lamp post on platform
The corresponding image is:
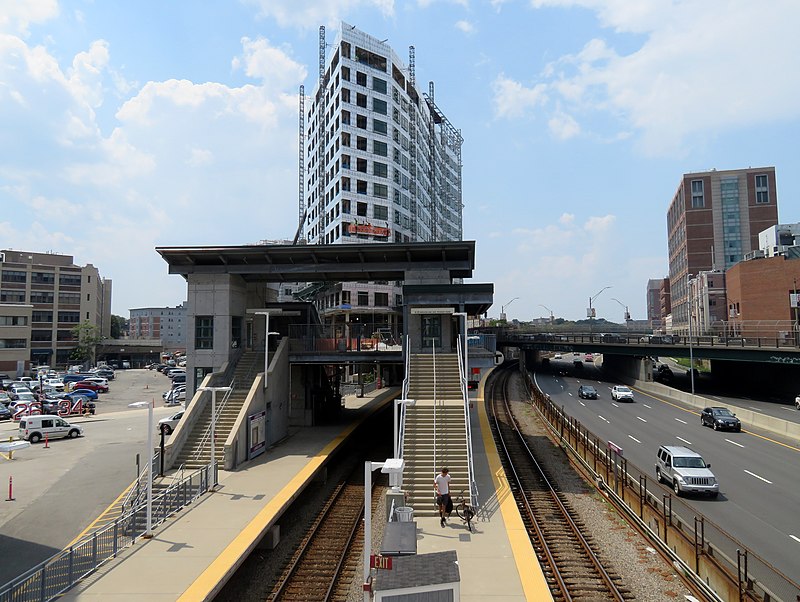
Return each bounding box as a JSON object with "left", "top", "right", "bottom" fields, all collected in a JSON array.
[
  {"left": 128, "top": 400, "right": 155, "bottom": 538},
  {"left": 254, "top": 310, "right": 280, "bottom": 389}
]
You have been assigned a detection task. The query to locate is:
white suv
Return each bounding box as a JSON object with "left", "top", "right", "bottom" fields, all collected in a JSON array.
[
  {"left": 656, "top": 445, "right": 719, "bottom": 498},
  {"left": 611, "top": 385, "right": 634, "bottom": 402}
]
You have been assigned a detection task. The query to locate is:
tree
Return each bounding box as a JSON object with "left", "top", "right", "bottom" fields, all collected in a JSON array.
[
  {"left": 70, "top": 321, "right": 103, "bottom": 366},
  {"left": 110, "top": 315, "right": 126, "bottom": 339}
]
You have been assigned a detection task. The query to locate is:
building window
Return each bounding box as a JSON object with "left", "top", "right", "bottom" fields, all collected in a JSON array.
[
  {"left": 373, "top": 77, "right": 387, "bottom": 94},
  {"left": 30, "top": 291, "right": 55, "bottom": 304},
  {"left": 357, "top": 202, "right": 368, "bottom": 217},
  {"left": 342, "top": 290, "right": 351, "bottom": 305},
  {"left": 356, "top": 114, "right": 367, "bottom": 129},
  {"left": 0, "top": 291, "right": 25, "bottom": 303},
  {"left": 59, "top": 273, "right": 82, "bottom": 286},
  {"left": 57, "top": 311, "right": 80, "bottom": 323},
  {"left": 373, "top": 183, "right": 388, "bottom": 198},
  {"left": 58, "top": 292, "right": 80, "bottom": 304},
  {"left": 356, "top": 136, "right": 367, "bottom": 151},
  {"left": 356, "top": 158, "right": 367, "bottom": 173},
  {"left": 373, "top": 140, "right": 388, "bottom": 156},
  {"left": 0, "top": 339, "right": 26, "bottom": 349},
  {"left": 31, "top": 312, "right": 51, "bottom": 323},
  {"left": 357, "top": 180, "right": 367, "bottom": 194},
  {"left": 0, "top": 315, "right": 28, "bottom": 326},
  {"left": 690, "top": 180, "right": 704, "bottom": 208},
  {"left": 356, "top": 92, "right": 367, "bottom": 108},
  {"left": 1, "top": 270, "right": 27, "bottom": 283},
  {"left": 374, "top": 292, "right": 389, "bottom": 307},
  {"left": 31, "top": 272, "right": 55, "bottom": 284},
  {"left": 357, "top": 291, "right": 369, "bottom": 306},
  {"left": 373, "top": 162, "right": 388, "bottom": 178},
  {"left": 373, "top": 119, "right": 388, "bottom": 134},
  {"left": 195, "top": 316, "right": 214, "bottom": 350},
  {"left": 31, "top": 330, "right": 52, "bottom": 342},
  {"left": 755, "top": 174, "right": 769, "bottom": 203},
  {"left": 356, "top": 71, "right": 367, "bottom": 86},
  {"left": 374, "top": 205, "right": 388, "bottom": 220},
  {"left": 342, "top": 66, "right": 350, "bottom": 81},
  {"left": 373, "top": 98, "right": 387, "bottom": 115},
  {"left": 341, "top": 87, "right": 350, "bottom": 103}
]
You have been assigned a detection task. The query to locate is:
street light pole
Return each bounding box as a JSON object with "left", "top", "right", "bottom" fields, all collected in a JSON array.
[
  {"left": 254, "top": 311, "right": 280, "bottom": 389},
  {"left": 538, "top": 304, "right": 554, "bottom": 323},
  {"left": 687, "top": 276, "right": 695, "bottom": 395},
  {"left": 128, "top": 400, "right": 155, "bottom": 538},
  {"left": 611, "top": 298, "right": 630, "bottom": 329},
  {"left": 501, "top": 297, "right": 519, "bottom": 321},
  {"left": 588, "top": 286, "right": 611, "bottom": 336},
  {"left": 196, "top": 386, "right": 232, "bottom": 487}
]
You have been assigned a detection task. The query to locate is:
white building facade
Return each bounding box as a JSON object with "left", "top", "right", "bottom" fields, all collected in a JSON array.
[
  {"left": 301, "top": 23, "right": 463, "bottom": 325},
  {"left": 129, "top": 302, "right": 187, "bottom": 349}
]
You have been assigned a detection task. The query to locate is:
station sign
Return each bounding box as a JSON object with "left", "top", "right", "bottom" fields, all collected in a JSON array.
[{"left": 370, "top": 554, "right": 393, "bottom": 570}]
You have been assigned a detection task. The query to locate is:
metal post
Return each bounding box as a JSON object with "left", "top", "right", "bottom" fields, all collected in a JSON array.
[
  {"left": 688, "top": 276, "right": 696, "bottom": 395},
  {"left": 145, "top": 400, "right": 153, "bottom": 537},
  {"left": 210, "top": 389, "right": 216, "bottom": 485},
  {"left": 159, "top": 426, "right": 166, "bottom": 477}
]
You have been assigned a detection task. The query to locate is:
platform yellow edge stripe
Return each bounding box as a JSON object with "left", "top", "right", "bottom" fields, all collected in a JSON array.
[
  {"left": 476, "top": 368, "right": 552, "bottom": 602},
  {"left": 178, "top": 393, "right": 397, "bottom": 602}
]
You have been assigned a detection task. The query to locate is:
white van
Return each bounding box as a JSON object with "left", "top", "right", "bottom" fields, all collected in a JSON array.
[{"left": 19, "top": 415, "right": 84, "bottom": 443}]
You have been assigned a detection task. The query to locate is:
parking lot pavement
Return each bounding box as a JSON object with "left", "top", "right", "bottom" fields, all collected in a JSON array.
[{"left": 0, "top": 369, "right": 183, "bottom": 584}]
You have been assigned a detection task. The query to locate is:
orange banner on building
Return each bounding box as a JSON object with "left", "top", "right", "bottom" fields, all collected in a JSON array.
[{"left": 348, "top": 223, "right": 389, "bottom": 237}]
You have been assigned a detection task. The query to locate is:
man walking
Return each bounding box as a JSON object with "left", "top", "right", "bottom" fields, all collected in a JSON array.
[{"left": 434, "top": 467, "right": 451, "bottom": 527}]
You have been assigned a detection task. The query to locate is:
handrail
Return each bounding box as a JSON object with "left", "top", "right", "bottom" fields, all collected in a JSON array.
[
  {"left": 191, "top": 381, "right": 235, "bottom": 462},
  {"left": 398, "top": 335, "right": 411, "bottom": 462},
  {"left": 120, "top": 449, "right": 160, "bottom": 513},
  {"left": 431, "top": 338, "right": 438, "bottom": 474},
  {"left": 457, "top": 336, "right": 479, "bottom": 511},
  {"left": 401, "top": 334, "right": 410, "bottom": 401}
]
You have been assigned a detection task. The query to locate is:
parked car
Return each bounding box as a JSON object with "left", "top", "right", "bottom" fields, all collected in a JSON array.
[
  {"left": 0, "top": 402, "right": 11, "bottom": 421},
  {"left": 653, "top": 364, "right": 673, "bottom": 382},
  {"left": 171, "top": 374, "right": 186, "bottom": 385},
  {"left": 81, "top": 377, "right": 108, "bottom": 387},
  {"left": 72, "top": 380, "right": 108, "bottom": 393},
  {"left": 19, "top": 415, "right": 84, "bottom": 443},
  {"left": 578, "top": 385, "right": 598, "bottom": 399},
  {"left": 68, "top": 389, "right": 99, "bottom": 400},
  {"left": 157, "top": 410, "right": 184, "bottom": 435},
  {"left": 611, "top": 385, "right": 634, "bottom": 402},
  {"left": 655, "top": 445, "right": 718, "bottom": 498},
  {"left": 94, "top": 368, "right": 115, "bottom": 380},
  {"left": 700, "top": 407, "right": 741, "bottom": 432}
]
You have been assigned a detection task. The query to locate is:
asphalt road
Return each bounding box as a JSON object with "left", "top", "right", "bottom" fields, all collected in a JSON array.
[
  {"left": 536, "top": 357, "right": 800, "bottom": 582},
  {"left": 0, "top": 369, "right": 182, "bottom": 585}
]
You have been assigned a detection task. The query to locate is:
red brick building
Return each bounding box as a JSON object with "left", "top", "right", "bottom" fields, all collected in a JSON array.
[{"left": 725, "top": 255, "right": 800, "bottom": 339}]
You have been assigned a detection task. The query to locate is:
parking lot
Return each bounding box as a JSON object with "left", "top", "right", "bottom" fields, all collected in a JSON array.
[{"left": 0, "top": 369, "right": 184, "bottom": 584}]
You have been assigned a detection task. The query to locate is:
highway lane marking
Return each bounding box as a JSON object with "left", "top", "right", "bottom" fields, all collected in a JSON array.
[
  {"left": 780, "top": 407, "right": 794, "bottom": 411},
  {"left": 611, "top": 402, "right": 619, "bottom": 408},
  {"left": 790, "top": 535, "right": 800, "bottom": 544},
  {"left": 578, "top": 401, "right": 585, "bottom": 406},
  {"left": 676, "top": 436, "right": 692, "bottom": 445},
  {"left": 643, "top": 403, "right": 652, "bottom": 409},
  {"left": 568, "top": 392, "right": 573, "bottom": 396},
  {"left": 675, "top": 418, "right": 687, "bottom": 424},
  {"left": 725, "top": 439, "right": 745, "bottom": 448},
  {"left": 631, "top": 387, "right": 800, "bottom": 453},
  {"left": 743, "top": 470, "right": 772, "bottom": 484},
  {"left": 598, "top": 415, "right": 610, "bottom": 423},
  {"left": 636, "top": 416, "right": 647, "bottom": 423},
  {"left": 628, "top": 434, "right": 642, "bottom": 444}
]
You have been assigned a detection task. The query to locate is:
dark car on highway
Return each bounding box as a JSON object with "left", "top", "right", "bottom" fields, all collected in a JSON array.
[
  {"left": 578, "top": 385, "right": 598, "bottom": 399},
  {"left": 700, "top": 407, "right": 741, "bottom": 432}
]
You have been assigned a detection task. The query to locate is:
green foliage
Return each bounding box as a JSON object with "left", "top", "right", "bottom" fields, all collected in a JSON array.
[
  {"left": 70, "top": 321, "right": 102, "bottom": 364},
  {"left": 110, "top": 315, "right": 126, "bottom": 339}
]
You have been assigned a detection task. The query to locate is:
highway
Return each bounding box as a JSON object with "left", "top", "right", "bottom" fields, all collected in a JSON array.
[{"left": 535, "top": 357, "right": 800, "bottom": 582}]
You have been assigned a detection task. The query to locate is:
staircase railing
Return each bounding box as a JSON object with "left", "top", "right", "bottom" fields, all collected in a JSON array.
[
  {"left": 120, "top": 449, "right": 160, "bottom": 514},
  {"left": 457, "top": 336, "right": 479, "bottom": 511},
  {"left": 429, "top": 338, "right": 439, "bottom": 474},
  {"left": 191, "top": 383, "right": 235, "bottom": 462},
  {"left": 401, "top": 334, "right": 410, "bottom": 401},
  {"left": 399, "top": 335, "right": 411, "bottom": 462}
]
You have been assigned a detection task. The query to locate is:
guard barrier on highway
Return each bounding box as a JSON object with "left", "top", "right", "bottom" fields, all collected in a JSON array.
[
  {"left": 522, "top": 370, "right": 800, "bottom": 602},
  {"left": 0, "top": 462, "right": 216, "bottom": 602}
]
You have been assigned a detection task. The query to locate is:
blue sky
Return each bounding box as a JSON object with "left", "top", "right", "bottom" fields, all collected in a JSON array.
[{"left": 2, "top": 1, "right": 799, "bottom": 321}]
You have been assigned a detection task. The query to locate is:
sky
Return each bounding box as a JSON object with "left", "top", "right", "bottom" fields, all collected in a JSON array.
[{"left": 2, "top": 0, "right": 799, "bottom": 322}]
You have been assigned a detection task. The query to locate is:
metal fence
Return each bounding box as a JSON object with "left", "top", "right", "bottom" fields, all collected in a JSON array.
[
  {"left": 521, "top": 370, "right": 800, "bottom": 602},
  {"left": 0, "top": 462, "right": 215, "bottom": 602}
]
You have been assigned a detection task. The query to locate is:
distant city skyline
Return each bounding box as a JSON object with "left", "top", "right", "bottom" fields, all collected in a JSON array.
[{"left": 2, "top": 2, "right": 799, "bottom": 320}]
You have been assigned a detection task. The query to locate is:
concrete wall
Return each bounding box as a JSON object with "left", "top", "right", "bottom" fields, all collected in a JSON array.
[{"left": 596, "top": 354, "right": 653, "bottom": 382}]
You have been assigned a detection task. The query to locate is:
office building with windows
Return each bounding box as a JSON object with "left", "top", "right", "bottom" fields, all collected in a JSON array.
[
  {"left": 666, "top": 167, "right": 778, "bottom": 332},
  {"left": 0, "top": 249, "right": 112, "bottom": 368},
  {"left": 299, "top": 23, "right": 463, "bottom": 333},
  {"left": 129, "top": 302, "right": 187, "bottom": 349}
]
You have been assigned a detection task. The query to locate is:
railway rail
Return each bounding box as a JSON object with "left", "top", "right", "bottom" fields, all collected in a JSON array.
[
  {"left": 487, "top": 367, "right": 632, "bottom": 601},
  {"left": 267, "top": 480, "right": 368, "bottom": 601}
]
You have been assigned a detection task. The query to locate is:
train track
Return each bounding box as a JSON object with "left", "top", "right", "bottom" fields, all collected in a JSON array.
[
  {"left": 487, "top": 367, "right": 632, "bottom": 601},
  {"left": 266, "top": 479, "right": 370, "bottom": 602}
]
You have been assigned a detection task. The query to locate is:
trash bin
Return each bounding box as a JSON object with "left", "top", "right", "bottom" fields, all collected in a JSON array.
[{"left": 395, "top": 506, "right": 414, "bottom": 522}]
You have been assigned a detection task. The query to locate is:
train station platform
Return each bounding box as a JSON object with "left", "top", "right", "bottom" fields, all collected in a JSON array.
[{"left": 56, "top": 384, "right": 548, "bottom": 601}]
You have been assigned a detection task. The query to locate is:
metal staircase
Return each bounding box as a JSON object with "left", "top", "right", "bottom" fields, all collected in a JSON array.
[
  {"left": 175, "top": 351, "right": 264, "bottom": 470},
  {"left": 402, "top": 352, "right": 470, "bottom": 517}
]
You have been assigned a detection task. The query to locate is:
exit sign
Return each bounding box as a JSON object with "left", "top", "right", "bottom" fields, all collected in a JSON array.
[{"left": 370, "top": 554, "right": 393, "bottom": 570}]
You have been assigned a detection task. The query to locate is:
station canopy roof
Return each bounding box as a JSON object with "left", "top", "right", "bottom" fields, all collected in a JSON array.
[{"left": 156, "top": 241, "right": 476, "bottom": 283}]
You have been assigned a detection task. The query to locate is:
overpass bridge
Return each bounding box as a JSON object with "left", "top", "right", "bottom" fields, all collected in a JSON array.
[{"left": 491, "top": 329, "right": 800, "bottom": 394}]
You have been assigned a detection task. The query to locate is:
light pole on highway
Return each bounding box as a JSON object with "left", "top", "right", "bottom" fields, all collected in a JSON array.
[
  {"left": 588, "top": 286, "right": 611, "bottom": 336},
  {"left": 538, "top": 304, "right": 554, "bottom": 323},
  {"left": 501, "top": 297, "right": 519, "bottom": 321},
  {"left": 128, "top": 400, "right": 155, "bottom": 538},
  {"left": 611, "top": 298, "right": 630, "bottom": 329}
]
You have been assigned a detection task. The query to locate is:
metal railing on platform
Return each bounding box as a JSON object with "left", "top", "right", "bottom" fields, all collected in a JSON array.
[{"left": 0, "top": 462, "right": 216, "bottom": 602}]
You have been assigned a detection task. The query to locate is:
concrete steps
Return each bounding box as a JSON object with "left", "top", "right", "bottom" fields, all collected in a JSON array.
[{"left": 175, "top": 352, "right": 262, "bottom": 470}]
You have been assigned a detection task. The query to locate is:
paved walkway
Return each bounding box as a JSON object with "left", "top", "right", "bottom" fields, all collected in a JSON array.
[{"left": 57, "top": 384, "right": 548, "bottom": 601}]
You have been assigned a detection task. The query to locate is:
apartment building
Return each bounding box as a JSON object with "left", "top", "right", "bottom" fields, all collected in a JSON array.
[
  {"left": 646, "top": 278, "right": 663, "bottom": 328},
  {"left": 0, "top": 303, "right": 33, "bottom": 375},
  {"left": 0, "top": 249, "right": 112, "bottom": 368},
  {"left": 129, "top": 302, "right": 187, "bottom": 349},
  {"left": 688, "top": 270, "right": 727, "bottom": 334},
  {"left": 666, "top": 167, "right": 778, "bottom": 332},
  {"left": 300, "top": 23, "right": 463, "bottom": 330}
]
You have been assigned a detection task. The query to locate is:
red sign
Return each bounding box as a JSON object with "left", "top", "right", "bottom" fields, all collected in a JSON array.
[
  {"left": 348, "top": 223, "right": 390, "bottom": 237},
  {"left": 370, "top": 554, "right": 393, "bottom": 570}
]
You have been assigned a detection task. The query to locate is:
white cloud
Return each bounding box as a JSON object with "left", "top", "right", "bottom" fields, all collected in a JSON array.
[
  {"left": 187, "top": 148, "right": 213, "bottom": 166},
  {"left": 242, "top": 0, "right": 394, "bottom": 29},
  {"left": 0, "top": 0, "right": 59, "bottom": 35},
  {"left": 232, "top": 36, "right": 307, "bottom": 89},
  {"left": 558, "top": 213, "right": 574, "bottom": 225},
  {"left": 454, "top": 20, "right": 475, "bottom": 34},
  {"left": 548, "top": 110, "right": 580, "bottom": 139},
  {"left": 492, "top": 75, "right": 547, "bottom": 118},
  {"left": 498, "top": 1, "right": 800, "bottom": 154}
]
